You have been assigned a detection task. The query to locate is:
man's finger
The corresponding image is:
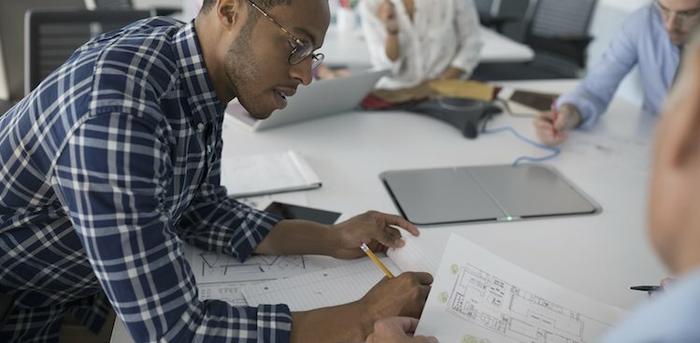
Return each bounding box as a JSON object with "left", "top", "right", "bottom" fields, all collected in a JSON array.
[
  {"left": 392, "top": 317, "right": 420, "bottom": 334},
  {"left": 405, "top": 271, "right": 433, "bottom": 285},
  {"left": 554, "top": 110, "right": 569, "bottom": 131},
  {"left": 533, "top": 118, "right": 554, "bottom": 130},
  {"left": 537, "top": 110, "right": 556, "bottom": 121},
  {"left": 368, "top": 240, "right": 387, "bottom": 253},
  {"left": 378, "top": 212, "right": 419, "bottom": 236},
  {"left": 415, "top": 335, "right": 439, "bottom": 343},
  {"left": 378, "top": 226, "right": 404, "bottom": 248}
]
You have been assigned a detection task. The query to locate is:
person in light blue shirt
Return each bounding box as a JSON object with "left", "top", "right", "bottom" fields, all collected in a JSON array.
[
  {"left": 601, "top": 31, "right": 700, "bottom": 342},
  {"left": 534, "top": 0, "right": 700, "bottom": 146},
  {"left": 371, "top": 28, "right": 700, "bottom": 342}
]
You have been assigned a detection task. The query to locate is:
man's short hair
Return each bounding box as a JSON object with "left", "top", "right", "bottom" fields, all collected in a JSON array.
[{"left": 201, "top": 0, "right": 292, "bottom": 12}]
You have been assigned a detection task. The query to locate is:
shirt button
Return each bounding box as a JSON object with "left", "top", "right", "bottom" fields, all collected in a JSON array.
[{"left": 197, "top": 123, "right": 205, "bottom": 132}]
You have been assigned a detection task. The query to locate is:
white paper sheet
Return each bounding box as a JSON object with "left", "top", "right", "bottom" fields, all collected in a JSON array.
[{"left": 416, "top": 234, "right": 627, "bottom": 343}]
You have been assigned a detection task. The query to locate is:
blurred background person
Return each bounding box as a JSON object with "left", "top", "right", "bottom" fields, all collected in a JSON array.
[{"left": 359, "top": 0, "right": 483, "bottom": 90}]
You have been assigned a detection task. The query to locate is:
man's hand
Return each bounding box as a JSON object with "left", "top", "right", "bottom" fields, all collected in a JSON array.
[
  {"left": 533, "top": 103, "right": 582, "bottom": 146},
  {"left": 331, "top": 211, "right": 419, "bottom": 259},
  {"left": 360, "top": 272, "right": 433, "bottom": 320},
  {"left": 366, "top": 317, "right": 438, "bottom": 343},
  {"left": 438, "top": 67, "right": 464, "bottom": 80},
  {"left": 378, "top": 0, "right": 399, "bottom": 33},
  {"left": 290, "top": 273, "right": 432, "bottom": 342}
]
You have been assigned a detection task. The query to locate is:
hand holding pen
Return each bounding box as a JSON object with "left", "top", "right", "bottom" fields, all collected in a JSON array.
[
  {"left": 358, "top": 243, "right": 433, "bottom": 319},
  {"left": 533, "top": 102, "right": 583, "bottom": 146}
]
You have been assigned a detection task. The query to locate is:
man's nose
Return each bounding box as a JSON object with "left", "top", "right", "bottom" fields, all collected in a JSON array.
[
  {"left": 289, "top": 58, "right": 313, "bottom": 86},
  {"left": 665, "top": 12, "right": 683, "bottom": 31}
]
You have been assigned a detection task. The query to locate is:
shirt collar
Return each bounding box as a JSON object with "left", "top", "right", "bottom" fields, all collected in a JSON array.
[{"left": 173, "top": 21, "right": 226, "bottom": 128}]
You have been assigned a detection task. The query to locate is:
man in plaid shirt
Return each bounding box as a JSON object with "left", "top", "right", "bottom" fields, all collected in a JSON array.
[{"left": 0, "top": 0, "right": 432, "bottom": 341}]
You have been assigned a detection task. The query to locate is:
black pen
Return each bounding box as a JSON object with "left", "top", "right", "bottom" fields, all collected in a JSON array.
[{"left": 630, "top": 285, "right": 662, "bottom": 293}]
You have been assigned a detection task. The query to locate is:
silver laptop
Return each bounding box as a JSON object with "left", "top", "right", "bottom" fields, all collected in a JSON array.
[
  {"left": 230, "top": 69, "right": 388, "bottom": 131},
  {"left": 381, "top": 164, "right": 600, "bottom": 225}
]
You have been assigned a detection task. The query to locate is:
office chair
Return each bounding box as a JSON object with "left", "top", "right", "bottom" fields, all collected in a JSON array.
[
  {"left": 24, "top": 9, "right": 151, "bottom": 94},
  {"left": 87, "top": 0, "right": 180, "bottom": 17},
  {"left": 0, "top": 0, "right": 86, "bottom": 103},
  {"left": 525, "top": 0, "right": 598, "bottom": 72},
  {"left": 473, "top": 0, "right": 597, "bottom": 81},
  {"left": 474, "top": 0, "right": 521, "bottom": 33}
]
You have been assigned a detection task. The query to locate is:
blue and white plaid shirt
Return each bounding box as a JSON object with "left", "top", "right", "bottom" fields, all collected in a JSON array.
[{"left": 0, "top": 17, "right": 291, "bottom": 342}]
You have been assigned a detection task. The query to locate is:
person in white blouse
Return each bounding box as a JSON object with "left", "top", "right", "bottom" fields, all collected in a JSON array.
[{"left": 359, "top": 0, "right": 483, "bottom": 90}]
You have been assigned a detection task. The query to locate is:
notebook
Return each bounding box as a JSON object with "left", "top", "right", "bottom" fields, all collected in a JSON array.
[{"left": 221, "top": 150, "right": 322, "bottom": 198}]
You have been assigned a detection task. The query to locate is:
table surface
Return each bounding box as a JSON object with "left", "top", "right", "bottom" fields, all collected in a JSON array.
[
  {"left": 111, "top": 79, "right": 664, "bottom": 342},
  {"left": 322, "top": 26, "right": 535, "bottom": 66}
]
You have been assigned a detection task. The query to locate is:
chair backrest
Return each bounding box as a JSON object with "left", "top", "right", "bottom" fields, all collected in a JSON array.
[
  {"left": 528, "top": 0, "right": 597, "bottom": 38},
  {"left": 492, "top": 0, "right": 535, "bottom": 41},
  {"left": 24, "top": 9, "right": 151, "bottom": 95},
  {"left": 474, "top": 0, "right": 497, "bottom": 17},
  {"left": 0, "top": 0, "right": 85, "bottom": 101}
]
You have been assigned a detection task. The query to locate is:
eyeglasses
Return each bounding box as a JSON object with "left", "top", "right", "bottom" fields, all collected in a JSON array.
[
  {"left": 655, "top": 0, "right": 700, "bottom": 27},
  {"left": 247, "top": 0, "right": 325, "bottom": 70}
]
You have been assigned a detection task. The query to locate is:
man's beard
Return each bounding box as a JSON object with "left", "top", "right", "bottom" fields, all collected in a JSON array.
[{"left": 224, "top": 20, "right": 269, "bottom": 118}]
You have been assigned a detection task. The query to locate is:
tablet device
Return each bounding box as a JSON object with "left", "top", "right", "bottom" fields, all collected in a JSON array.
[
  {"left": 264, "top": 202, "right": 342, "bottom": 225},
  {"left": 381, "top": 164, "right": 599, "bottom": 225}
]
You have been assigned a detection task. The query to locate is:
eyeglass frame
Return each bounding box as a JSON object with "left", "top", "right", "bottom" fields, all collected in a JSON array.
[
  {"left": 246, "top": 0, "right": 324, "bottom": 70},
  {"left": 655, "top": 0, "right": 700, "bottom": 27}
]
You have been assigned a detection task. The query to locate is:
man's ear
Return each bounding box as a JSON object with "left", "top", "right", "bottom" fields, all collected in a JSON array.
[
  {"left": 666, "top": 44, "right": 700, "bottom": 168},
  {"left": 216, "top": 0, "right": 242, "bottom": 26}
]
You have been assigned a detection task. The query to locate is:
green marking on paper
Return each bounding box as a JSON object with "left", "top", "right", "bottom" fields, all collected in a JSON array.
[
  {"left": 439, "top": 292, "right": 449, "bottom": 304},
  {"left": 463, "top": 335, "right": 490, "bottom": 343}
]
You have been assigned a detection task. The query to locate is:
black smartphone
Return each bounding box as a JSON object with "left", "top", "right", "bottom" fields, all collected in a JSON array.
[{"left": 264, "top": 202, "right": 341, "bottom": 225}]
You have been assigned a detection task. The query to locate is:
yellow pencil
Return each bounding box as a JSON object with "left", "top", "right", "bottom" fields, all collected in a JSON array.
[{"left": 360, "top": 242, "right": 395, "bottom": 278}]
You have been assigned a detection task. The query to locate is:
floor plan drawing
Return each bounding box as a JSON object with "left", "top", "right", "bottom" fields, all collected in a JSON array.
[
  {"left": 416, "top": 234, "right": 624, "bottom": 343},
  {"left": 196, "top": 252, "right": 307, "bottom": 283},
  {"left": 184, "top": 245, "right": 316, "bottom": 285},
  {"left": 183, "top": 245, "right": 317, "bottom": 306},
  {"left": 445, "top": 264, "right": 612, "bottom": 343}
]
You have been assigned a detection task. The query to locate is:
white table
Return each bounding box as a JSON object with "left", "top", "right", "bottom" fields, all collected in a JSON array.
[
  {"left": 322, "top": 26, "right": 535, "bottom": 66},
  {"left": 111, "top": 79, "right": 664, "bottom": 342}
]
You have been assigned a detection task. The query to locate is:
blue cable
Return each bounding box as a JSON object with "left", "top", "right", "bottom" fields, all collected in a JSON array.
[{"left": 482, "top": 125, "right": 561, "bottom": 166}]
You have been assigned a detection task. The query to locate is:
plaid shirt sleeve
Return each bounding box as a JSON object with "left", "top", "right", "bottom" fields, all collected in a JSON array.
[
  {"left": 176, "top": 148, "right": 283, "bottom": 262},
  {"left": 52, "top": 112, "right": 292, "bottom": 342}
]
